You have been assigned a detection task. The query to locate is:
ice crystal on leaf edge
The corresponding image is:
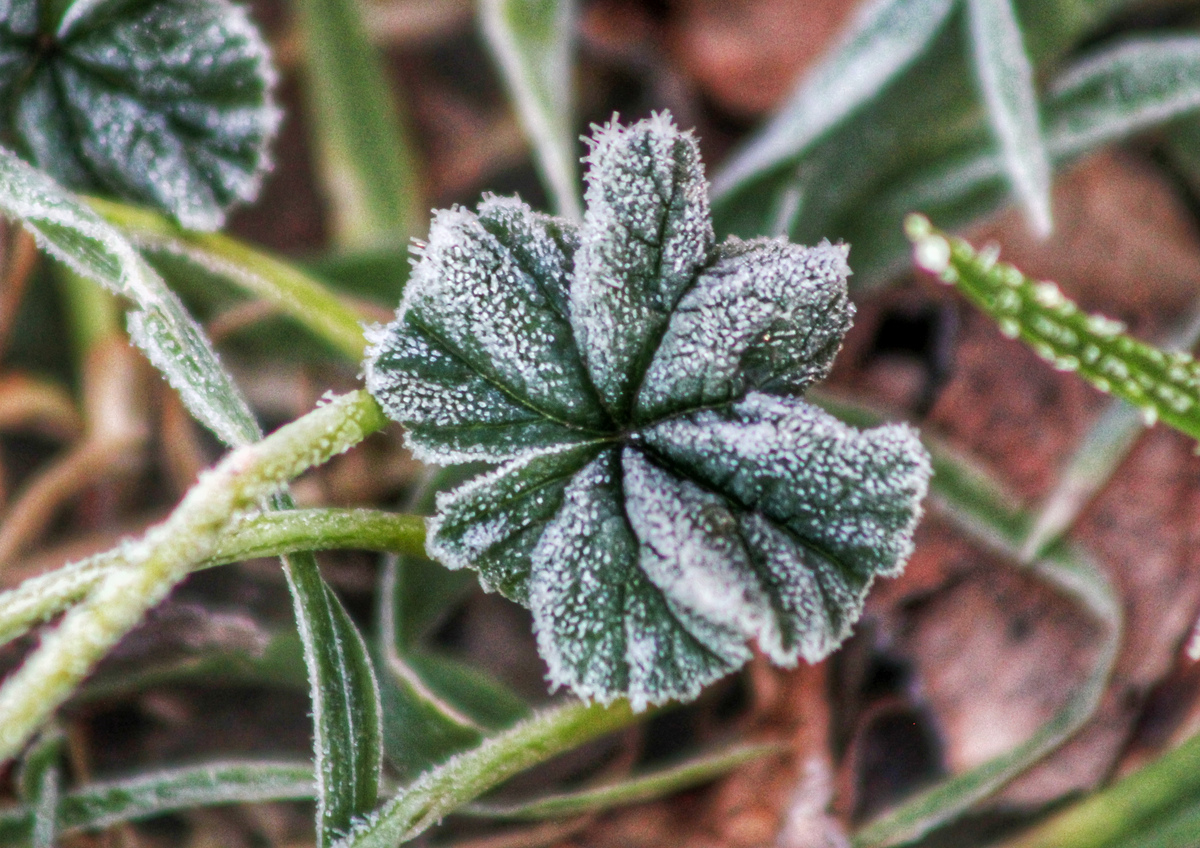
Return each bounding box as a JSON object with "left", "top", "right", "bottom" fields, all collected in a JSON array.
[{"left": 364, "top": 113, "right": 932, "bottom": 710}]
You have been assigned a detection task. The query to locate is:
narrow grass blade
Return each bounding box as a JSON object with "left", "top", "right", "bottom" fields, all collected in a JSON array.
[
  {"left": 884, "top": 37, "right": 1200, "bottom": 230},
  {"left": 711, "top": 0, "right": 957, "bottom": 199},
  {"left": 0, "top": 391, "right": 387, "bottom": 757},
  {"left": 722, "top": 26, "right": 1193, "bottom": 287},
  {"left": 480, "top": 0, "right": 581, "bottom": 219},
  {"left": 282, "top": 548, "right": 383, "bottom": 848},
  {"left": 0, "top": 145, "right": 259, "bottom": 447},
  {"left": 0, "top": 761, "right": 314, "bottom": 843},
  {"left": 376, "top": 556, "right": 529, "bottom": 781},
  {"left": 965, "top": 0, "right": 1052, "bottom": 236},
  {"left": 812, "top": 393, "right": 1121, "bottom": 848},
  {"left": 295, "top": 0, "right": 424, "bottom": 247},
  {"left": 91, "top": 198, "right": 372, "bottom": 361},
  {"left": 1049, "top": 37, "right": 1200, "bottom": 159},
  {"left": 335, "top": 700, "right": 641, "bottom": 848},
  {"left": 0, "top": 149, "right": 386, "bottom": 845},
  {"left": 1019, "top": 402, "right": 1143, "bottom": 562},
  {"left": 908, "top": 215, "right": 1200, "bottom": 441},
  {"left": 16, "top": 731, "right": 63, "bottom": 848},
  {"left": 1002, "top": 731, "right": 1200, "bottom": 848},
  {"left": 463, "top": 742, "right": 782, "bottom": 820},
  {"left": 0, "top": 509, "right": 426, "bottom": 650}
]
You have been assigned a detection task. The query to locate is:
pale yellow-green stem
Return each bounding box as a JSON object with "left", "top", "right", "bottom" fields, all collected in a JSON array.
[{"left": 0, "top": 390, "right": 388, "bottom": 760}]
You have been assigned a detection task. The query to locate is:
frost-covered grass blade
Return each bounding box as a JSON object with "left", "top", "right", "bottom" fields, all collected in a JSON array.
[
  {"left": 711, "top": 0, "right": 957, "bottom": 198},
  {"left": 965, "top": 0, "right": 1053, "bottom": 236},
  {"left": 335, "top": 700, "right": 640, "bottom": 848},
  {"left": 480, "top": 0, "right": 581, "bottom": 219},
  {"left": 907, "top": 215, "right": 1200, "bottom": 439},
  {"left": 0, "top": 145, "right": 260, "bottom": 446},
  {"left": 0, "top": 150, "right": 384, "bottom": 847},
  {"left": 713, "top": 11, "right": 1196, "bottom": 286},
  {"left": 855, "top": 36, "right": 1200, "bottom": 280},
  {"left": 0, "top": 761, "right": 314, "bottom": 843},
  {"left": 462, "top": 742, "right": 782, "bottom": 820}
]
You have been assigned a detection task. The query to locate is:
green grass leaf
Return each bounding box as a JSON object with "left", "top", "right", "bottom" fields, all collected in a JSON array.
[
  {"left": 283, "top": 548, "right": 382, "bottom": 848},
  {"left": 0, "top": 145, "right": 260, "bottom": 446},
  {"left": 480, "top": 0, "right": 581, "bottom": 219},
  {"left": 375, "top": 556, "right": 529, "bottom": 781},
  {"left": 1002, "top": 731, "right": 1200, "bottom": 848},
  {"left": 965, "top": 0, "right": 1052, "bottom": 235},
  {"left": 16, "top": 731, "right": 63, "bottom": 848},
  {"left": 907, "top": 215, "right": 1200, "bottom": 439},
  {"left": 336, "top": 700, "right": 640, "bottom": 848},
  {"left": 463, "top": 742, "right": 782, "bottom": 820},
  {"left": 0, "top": 760, "right": 314, "bottom": 843},
  {"left": 0, "top": 150, "right": 383, "bottom": 845},
  {"left": 849, "top": 36, "right": 1200, "bottom": 282},
  {"left": 711, "top": 0, "right": 957, "bottom": 199},
  {"left": 296, "top": 0, "right": 424, "bottom": 247},
  {"left": 367, "top": 115, "right": 931, "bottom": 710},
  {"left": 1, "top": 0, "right": 279, "bottom": 229},
  {"left": 91, "top": 198, "right": 373, "bottom": 361},
  {"left": 711, "top": 2, "right": 1154, "bottom": 285}
]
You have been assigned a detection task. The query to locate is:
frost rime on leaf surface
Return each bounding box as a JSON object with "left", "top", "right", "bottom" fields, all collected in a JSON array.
[
  {"left": 0, "top": 0, "right": 280, "bottom": 229},
  {"left": 365, "top": 114, "right": 932, "bottom": 709}
]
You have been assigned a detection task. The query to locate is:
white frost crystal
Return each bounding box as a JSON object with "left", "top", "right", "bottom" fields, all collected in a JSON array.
[{"left": 365, "top": 113, "right": 932, "bottom": 708}]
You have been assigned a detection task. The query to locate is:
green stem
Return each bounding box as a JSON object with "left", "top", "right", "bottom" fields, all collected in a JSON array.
[
  {"left": 87, "top": 198, "right": 372, "bottom": 361},
  {"left": 0, "top": 390, "right": 388, "bottom": 761},
  {"left": 337, "top": 699, "right": 641, "bottom": 848},
  {"left": 1003, "top": 731, "right": 1200, "bottom": 848},
  {"left": 462, "top": 742, "right": 782, "bottom": 821},
  {"left": 0, "top": 508, "right": 426, "bottom": 648},
  {"left": 906, "top": 214, "right": 1200, "bottom": 441},
  {"left": 55, "top": 268, "right": 122, "bottom": 368}
]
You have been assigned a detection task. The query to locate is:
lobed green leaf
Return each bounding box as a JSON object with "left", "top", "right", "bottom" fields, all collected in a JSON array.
[
  {"left": 367, "top": 115, "right": 932, "bottom": 709},
  {"left": 1, "top": 0, "right": 280, "bottom": 229}
]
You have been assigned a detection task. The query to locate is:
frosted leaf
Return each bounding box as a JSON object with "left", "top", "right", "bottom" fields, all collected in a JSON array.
[
  {"left": 529, "top": 451, "right": 745, "bottom": 710},
  {"left": 0, "top": 0, "right": 36, "bottom": 115},
  {"left": 635, "top": 237, "right": 853, "bottom": 421},
  {"left": 365, "top": 114, "right": 932, "bottom": 707},
  {"left": 571, "top": 113, "right": 716, "bottom": 420},
  {"left": 475, "top": 194, "right": 579, "bottom": 319},
  {"left": 642, "top": 393, "right": 931, "bottom": 579},
  {"left": 364, "top": 198, "right": 609, "bottom": 463},
  {"left": 428, "top": 441, "right": 605, "bottom": 603},
  {"left": 0, "top": 0, "right": 279, "bottom": 229}
]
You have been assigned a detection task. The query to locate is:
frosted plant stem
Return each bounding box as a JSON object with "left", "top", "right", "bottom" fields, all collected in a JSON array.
[
  {"left": 0, "top": 390, "right": 388, "bottom": 761},
  {"left": 337, "top": 699, "right": 640, "bottom": 848},
  {"left": 906, "top": 214, "right": 1200, "bottom": 440},
  {"left": 88, "top": 198, "right": 372, "bottom": 361},
  {"left": 0, "top": 508, "right": 426, "bottom": 648}
]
